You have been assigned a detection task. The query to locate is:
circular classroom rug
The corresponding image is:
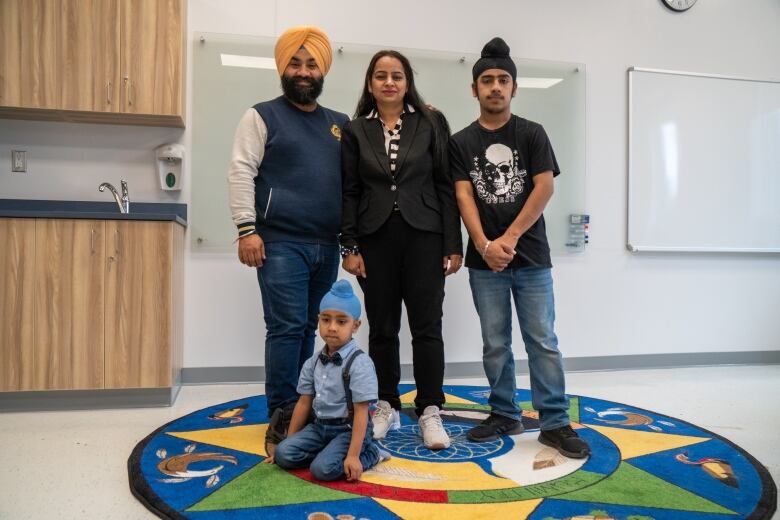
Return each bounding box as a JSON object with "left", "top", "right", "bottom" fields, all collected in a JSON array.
[{"left": 128, "top": 384, "right": 776, "bottom": 520}]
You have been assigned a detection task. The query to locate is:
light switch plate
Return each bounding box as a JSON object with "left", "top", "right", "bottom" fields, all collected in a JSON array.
[{"left": 12, "top": 150, "right": 27, "bottom": 172}]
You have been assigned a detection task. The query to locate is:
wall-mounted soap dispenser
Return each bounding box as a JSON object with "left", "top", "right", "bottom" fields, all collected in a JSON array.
[{"left": 156, "top": 143, "right": 185, "bottom": 190}]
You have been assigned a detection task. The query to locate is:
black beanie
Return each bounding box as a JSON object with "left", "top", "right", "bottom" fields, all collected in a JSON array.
[{"left": 472, "top": 37, "right": 517, "bottom": 82}]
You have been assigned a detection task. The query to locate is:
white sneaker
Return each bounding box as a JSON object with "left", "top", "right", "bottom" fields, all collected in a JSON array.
[
  {"left": 372, "top": 400, "right": 400, "bottom": 440},
  {"left": 419, "top": 406, "right": 450, "bottom": 450},
  {"left": 377, "top": 448, "right": 392, "bottom": 462}
]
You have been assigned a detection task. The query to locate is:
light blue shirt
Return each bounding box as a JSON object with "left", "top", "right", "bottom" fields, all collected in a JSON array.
[{"left": 297, "top": 339, "right": 378, "bottom": 420}]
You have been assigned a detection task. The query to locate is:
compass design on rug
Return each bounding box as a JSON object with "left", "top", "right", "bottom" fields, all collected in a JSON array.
[
  {"left": 379, "top": 423, "right": 506, "bottom": 462},
  {"left": 128, "top": 384, "right": 777, "bottom": 520}
]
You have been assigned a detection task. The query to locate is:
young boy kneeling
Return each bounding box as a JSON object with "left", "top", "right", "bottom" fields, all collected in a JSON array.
[{"left": 270, "top": 280, "right": 386, "bottom": 481}]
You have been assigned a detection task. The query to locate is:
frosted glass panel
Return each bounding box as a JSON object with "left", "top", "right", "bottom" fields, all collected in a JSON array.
[
  {"left": 191, "top": 33, "right": 586, "bottom": 253},
  {"left": 628, "top": 68, "right": 780, "bottom": 252}
]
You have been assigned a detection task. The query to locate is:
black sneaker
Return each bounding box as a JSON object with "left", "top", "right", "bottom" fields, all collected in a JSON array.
[
  {"left": 264, "top": 403, "right": 296, "bottom": 457},
  {"left": 467, "top": 413, "right": 524, "bottom": 442},
  {"left": 538, "top": 425, "right": 591, "bottom": 459}
]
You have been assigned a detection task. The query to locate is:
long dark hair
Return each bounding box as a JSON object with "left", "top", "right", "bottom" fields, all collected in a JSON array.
[{"left": 354, "top": 50, "right": 450, "bottom": 170}]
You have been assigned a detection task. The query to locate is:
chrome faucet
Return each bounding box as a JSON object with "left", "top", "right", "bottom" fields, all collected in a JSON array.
[{"left": 99, "top": 180, "right": 130, "bottom": 214}]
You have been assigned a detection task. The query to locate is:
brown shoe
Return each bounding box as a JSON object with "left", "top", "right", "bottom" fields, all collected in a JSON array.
[{"left": 264, "top": 403, "right": 295, "bottom": 457}]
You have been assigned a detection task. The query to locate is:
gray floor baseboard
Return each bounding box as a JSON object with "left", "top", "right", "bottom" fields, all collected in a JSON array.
[
  {"left": 0, "top": 387, "right": 178, "bottom": 412},
  {"left": 182, "top": 366, "right": 266, "bottom": 385},
  {"left": 181, "top": 350, "right": 780, "bottom": 385}
]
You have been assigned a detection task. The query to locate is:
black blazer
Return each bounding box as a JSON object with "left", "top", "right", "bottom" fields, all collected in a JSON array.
[{"left": 340, "top": 111, "right": 462, "bottom": 256}]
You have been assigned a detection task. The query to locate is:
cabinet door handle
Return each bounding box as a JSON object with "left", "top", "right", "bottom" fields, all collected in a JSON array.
[
  {"left": 91, "top": 228, "right": 95, "bottom": 253},
  {"left": 115, "top": 228, "right": 120, "bottom": 256},
  {"left": 106, "top": 81, "right": 112, "bottom": 105},
  {"left": 128, "top": 80, "right": 134, "bottom": 107},
  {"left": 123, "top": 76, "right": 131, "bottom": 107}
]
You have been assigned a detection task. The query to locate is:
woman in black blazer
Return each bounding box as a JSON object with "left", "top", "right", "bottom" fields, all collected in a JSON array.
[{"left": 340, "top": 50, "right": 463, "bottom": 450}]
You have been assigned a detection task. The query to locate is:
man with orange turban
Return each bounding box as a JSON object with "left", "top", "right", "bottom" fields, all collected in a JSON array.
[
  {"left": 273, "top": 26, "right": 333, "bottom": 77},
  {"left": 227, "top": 26, "right": 349, "bottom": 457}
]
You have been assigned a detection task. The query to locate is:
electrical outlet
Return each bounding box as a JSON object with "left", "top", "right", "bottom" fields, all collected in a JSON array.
[{"left": 12, "top": 150, "right": 27, "bottom": 172}]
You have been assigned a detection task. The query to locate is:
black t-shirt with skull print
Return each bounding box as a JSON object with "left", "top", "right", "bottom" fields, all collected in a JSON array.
[{"left": 449, "top": 115, "right": 560, "bottom": 270}]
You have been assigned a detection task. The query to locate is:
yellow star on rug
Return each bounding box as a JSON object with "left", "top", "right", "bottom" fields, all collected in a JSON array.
[
  {"left": 587, "top": 424, "right": 709, "bottom": 460},
  {"left": 167, "top": 424, "right": 269, "bottom": 456}
]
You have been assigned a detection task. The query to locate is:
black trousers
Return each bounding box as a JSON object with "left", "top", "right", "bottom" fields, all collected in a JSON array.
[{"left": 357, "top": 212, "right": 446, "bottom": 417}]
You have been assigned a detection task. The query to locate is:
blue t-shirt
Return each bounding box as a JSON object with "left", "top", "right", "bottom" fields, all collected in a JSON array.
[{"left": 297, "top": 340, "right": 378, "bottom": 420}]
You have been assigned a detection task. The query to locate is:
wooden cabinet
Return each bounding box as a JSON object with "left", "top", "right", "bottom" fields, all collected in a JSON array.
[
  {"left": 0, "top": 0, "right": 185, "bottom": 127},
  {"left": 60, "top": 0, "right": 121, "bottom": 113},
  {"left": 0, "top": 219, "right": 36, "bottom": 391},
  {"left": 34, "top": 219, "right": 105, "bottom": 390},
  {"left": 0, "top": 0, "right": 59, "bottom": 109},
  {"left": 120, "top": 0, "right": 184, "bottom": 119},
  {"left": 105, "top": 220, "right": 183, "bottom": 389},
  {"left": 0, "top": 218, "right": 183, "bottom": 393}
]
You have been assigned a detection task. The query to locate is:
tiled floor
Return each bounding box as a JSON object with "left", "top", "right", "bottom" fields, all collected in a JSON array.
[{"left": 1, "top": 365, "right": 778, "bottom": 519}]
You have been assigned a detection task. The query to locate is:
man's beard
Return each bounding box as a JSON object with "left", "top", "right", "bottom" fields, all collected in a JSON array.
[{"left": 281, "top": 74, "right": 324, "bottom": 105}]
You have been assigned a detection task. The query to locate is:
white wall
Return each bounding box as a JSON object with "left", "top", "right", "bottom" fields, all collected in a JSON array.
[
  {"left": 0, "top": 122, "right": 182, "bottom": 201},
  {"left": 2, "top": 0, "right": 779, "bottom": 370}
]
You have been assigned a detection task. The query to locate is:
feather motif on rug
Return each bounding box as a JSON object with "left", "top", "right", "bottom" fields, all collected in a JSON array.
[{"left": 365, "top": 464, "right": 448, "bottom": 482}]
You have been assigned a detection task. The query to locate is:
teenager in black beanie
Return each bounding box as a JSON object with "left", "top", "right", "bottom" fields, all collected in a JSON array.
[
  {"left": 472, "top": 37, "right": 517, "bottom": 82},
  {"left": 450, "top": 37, "right": 591, "bottom": 459}
]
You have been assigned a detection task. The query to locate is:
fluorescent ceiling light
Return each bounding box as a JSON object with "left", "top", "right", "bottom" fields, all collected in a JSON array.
[
  {"left": 219, "top": 54, "right": 562, "bottom": 88},
  {"left": 221, "top": 54, "right": 276, "bottom": 70},
  {"left": 517, "top": 77, "right": 563, "bottom": 89}
]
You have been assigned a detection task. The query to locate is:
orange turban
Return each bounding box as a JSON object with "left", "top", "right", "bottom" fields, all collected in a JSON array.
[{"left": 274, "top": 26, "right": 333, "bottom": 77}]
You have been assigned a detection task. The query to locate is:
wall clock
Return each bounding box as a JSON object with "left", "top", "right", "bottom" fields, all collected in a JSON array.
[{"left": 662, "top": 0, "right": 697, "bottom": 12}]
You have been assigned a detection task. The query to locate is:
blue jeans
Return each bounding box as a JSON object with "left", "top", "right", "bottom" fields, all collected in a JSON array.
[
  {"left": 468, "top": 267, "right": 570, "bottom": 431},
  {"left": 257, "top": 241, "right": 339, "bottom": 413},
  {"left": 274, "top": 421, "right": 382, "bottom": 481}
]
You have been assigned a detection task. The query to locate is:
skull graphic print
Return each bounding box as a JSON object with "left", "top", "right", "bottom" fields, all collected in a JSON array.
[{"left": 469, "top": 143, "right": 527, "bottom": 204}]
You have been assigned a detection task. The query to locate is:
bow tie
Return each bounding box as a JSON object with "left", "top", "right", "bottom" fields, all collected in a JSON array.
[{"left": 319, "top": 351, "right": 342, "bottom": 366}]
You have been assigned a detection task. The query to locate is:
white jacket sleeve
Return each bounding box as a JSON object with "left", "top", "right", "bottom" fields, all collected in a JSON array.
[{"left": 227, "top": 108, "right": 267, "bottom": 236}]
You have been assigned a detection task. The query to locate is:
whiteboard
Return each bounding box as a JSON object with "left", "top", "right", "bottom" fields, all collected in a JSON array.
[{"left": 628, "top": 68, "right": 780, "bottom": 253}]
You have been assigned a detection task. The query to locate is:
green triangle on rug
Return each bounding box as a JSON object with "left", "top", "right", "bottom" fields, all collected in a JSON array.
[
  {"left": 186, "top": 463, "right": 358, "bottom": 512},
  {"left": 437, "top": 402, "right": 490, "bottom": 411},
  {"left": 413, "top": 397, "right": 581, "bottom": 423},
  {"left": 448, "top": 470, "right": 604, "bottom": 504},
  {"left": 519, "top": 397, "right": 581, "bottom": 423},
  {"left": 554, "top": 461, "right": 737, "bottom": 515}
]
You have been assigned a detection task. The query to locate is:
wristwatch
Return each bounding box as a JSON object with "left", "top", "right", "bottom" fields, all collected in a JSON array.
[{"left": 340, "top": 244, "right": 360, "bottom": 258}]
